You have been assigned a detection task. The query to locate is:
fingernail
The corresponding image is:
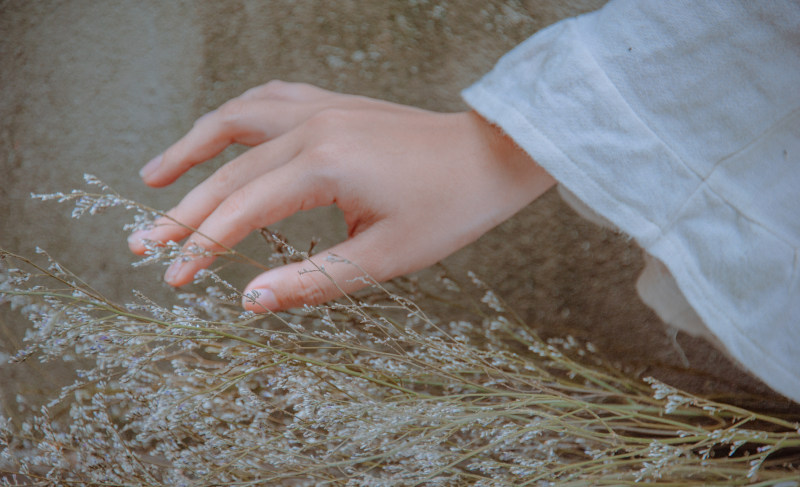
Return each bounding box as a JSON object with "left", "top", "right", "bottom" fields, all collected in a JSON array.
[
  {"left": 165, "top": 262, "right": 181, "bottom": 284},
  {"left": 128, "top": 228, "right": 147, "bottom": 242},
  {"left": 244, "top": 288, "right": 278, "bottom": 311},
  {"left": 127, "top": 232, "right": 142, "bottom": 249},
  {"left": 139, "top": 154, "right": 163, "bottom": 179}
]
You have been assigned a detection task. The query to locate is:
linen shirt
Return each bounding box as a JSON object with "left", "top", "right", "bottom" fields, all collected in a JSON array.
[{"left": 463, "top": 0, "right": 800, "bottom": 402}]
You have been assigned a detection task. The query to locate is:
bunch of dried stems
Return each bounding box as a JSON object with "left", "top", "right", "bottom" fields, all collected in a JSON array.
[{"left": 1, "top": 176, "right": 798, "bottom": 486}]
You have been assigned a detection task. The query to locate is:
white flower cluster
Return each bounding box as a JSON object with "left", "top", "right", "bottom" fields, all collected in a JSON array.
[
  {"left": 0, "top": 183, "right": 798, "bottom": 485},
  {"left": 32, "top": 173, "right": 158, "bottom": 231}
]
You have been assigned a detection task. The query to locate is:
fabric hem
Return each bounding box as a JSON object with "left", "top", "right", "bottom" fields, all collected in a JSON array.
[{"left": 462, "top": 83, "right": 800, "bottom": 403}]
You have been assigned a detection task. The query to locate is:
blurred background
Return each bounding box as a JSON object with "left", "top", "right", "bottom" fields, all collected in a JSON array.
[{"left": 2, "top": 0, "right": 793, "bottom": 415}]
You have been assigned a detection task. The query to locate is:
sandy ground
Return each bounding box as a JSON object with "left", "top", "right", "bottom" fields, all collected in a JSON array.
[{"left": 1, "top": 0, "right": 795, "bottom": 415}]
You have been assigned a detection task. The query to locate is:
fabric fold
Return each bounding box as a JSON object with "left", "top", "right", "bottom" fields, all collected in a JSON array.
[{"left": 462, "top": 0, "right": 800, "bottom": 402}]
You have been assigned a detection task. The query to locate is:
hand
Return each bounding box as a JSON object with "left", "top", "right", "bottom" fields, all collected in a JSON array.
[{"left": 128, "top": 81, "right": 555, "bottom": 312}]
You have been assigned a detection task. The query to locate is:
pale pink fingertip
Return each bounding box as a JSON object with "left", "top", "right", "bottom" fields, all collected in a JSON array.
[
  {"left": 242, "top": 288, "right": 279, "bottom": 312},
  {"left": 139, "top": 154, "right": 163, "bottom": 180}
]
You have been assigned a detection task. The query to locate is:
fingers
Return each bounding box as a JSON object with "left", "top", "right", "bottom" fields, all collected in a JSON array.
[
  {"left": 158, "top": 150, "right": 337, "bottom": 287},
  {"left": 239, "top": 80, "right": 333, "bottom": 102},
  {"left": 128, "top": 129, "right": 304, "bottom": 254},
  {"left": 142, "top": 100, "right": 303, "bottom": 187},
  {"left": 133, "top": 81, "right": 466, "bottom": 313},
  {"left": 241, "top": 232, "right": 389, "bottom": 312},
  {"left": 141, "top": 81, "right": 339, "bottom": 188}
]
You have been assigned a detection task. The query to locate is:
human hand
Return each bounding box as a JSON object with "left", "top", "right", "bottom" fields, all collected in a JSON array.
[{"left": 128, "top": 81, "right": 555, "bottom": 312}]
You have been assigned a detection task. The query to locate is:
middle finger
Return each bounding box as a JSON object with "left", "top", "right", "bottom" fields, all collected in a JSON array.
[{"left": 128, "top": 128, "right": 304, "bottom": 254}]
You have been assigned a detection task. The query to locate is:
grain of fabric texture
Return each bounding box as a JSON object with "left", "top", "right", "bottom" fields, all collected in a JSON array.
[{"left": 462, "top": 0, "right": 800, "bottom": 402}]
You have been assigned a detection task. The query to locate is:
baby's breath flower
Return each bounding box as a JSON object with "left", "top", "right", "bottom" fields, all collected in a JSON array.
[{"left": 1, "top": 187, "right": 798, "bottom": 485}]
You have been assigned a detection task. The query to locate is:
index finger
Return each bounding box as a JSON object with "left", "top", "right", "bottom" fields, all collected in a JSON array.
[
  {"left": 141, "top": 97, "right": 323, "bottom": 188},
  {"left": 160, "top": 150, "right": 336, "bottom": 287}
]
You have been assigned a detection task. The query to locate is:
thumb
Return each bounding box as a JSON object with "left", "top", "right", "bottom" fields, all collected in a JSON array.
[{"left": 241, "top": 236, "right": 387, "bottom": 312}]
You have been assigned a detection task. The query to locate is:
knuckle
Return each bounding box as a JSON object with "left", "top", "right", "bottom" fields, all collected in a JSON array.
[
  {"left": 161, "top": 145, "right": 189, "bottom": 173},
  {"left": 192, "top": 109, "right": 216, "bottom": 128},
  {"left": 297, "top": 184, "right": 330, "bottom": 211},
  {"left": 209, "top": 162, "right": 239, "bottom": 193},
  {"left": 250, "top": 80, "right": 313, "bottom": 101},
  {"left": 301, "top": 146, "right": 341, "bottom": 197},
  {"left": 193, "top": 107, "right": 219, "bottom": 127},
  {"left": 304, "top": 140, "right": 341, "bottom": 167},
  {"left": 217, "top": 98, "right": 248, "bottom": 123},
  {"left": 242, "top": 80, "right": 328, "bottom": 102},
  {"left": 294, "top": 272, "right": 330, "bottom": 306},
  {"left": 305, "top": 107, "right": 351, "bottom": 133},
  {"left": 259, "top": 80, "right": 292, "bottom": 98},
  {"left": 216, "top": 189, "right": 249, "bottom": 222}
]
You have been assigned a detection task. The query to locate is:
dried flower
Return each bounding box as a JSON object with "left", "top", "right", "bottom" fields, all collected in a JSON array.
[{"left": 0, "top": 182, "right": 798, "bottom": 485}]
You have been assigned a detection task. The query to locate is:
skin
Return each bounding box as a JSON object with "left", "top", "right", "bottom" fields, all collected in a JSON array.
[{"left": 128, "top": 81, "right": 556, "bottom": 312}]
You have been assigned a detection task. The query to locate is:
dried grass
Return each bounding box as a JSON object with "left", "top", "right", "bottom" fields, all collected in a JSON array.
[{"left": 1, "top": 176, "right": 798, "bottom": 486}]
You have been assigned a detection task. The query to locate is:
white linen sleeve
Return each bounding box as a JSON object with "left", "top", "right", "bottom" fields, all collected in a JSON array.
[{"left": 462, "top": 0, "right": 800, "bottom": 402}]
